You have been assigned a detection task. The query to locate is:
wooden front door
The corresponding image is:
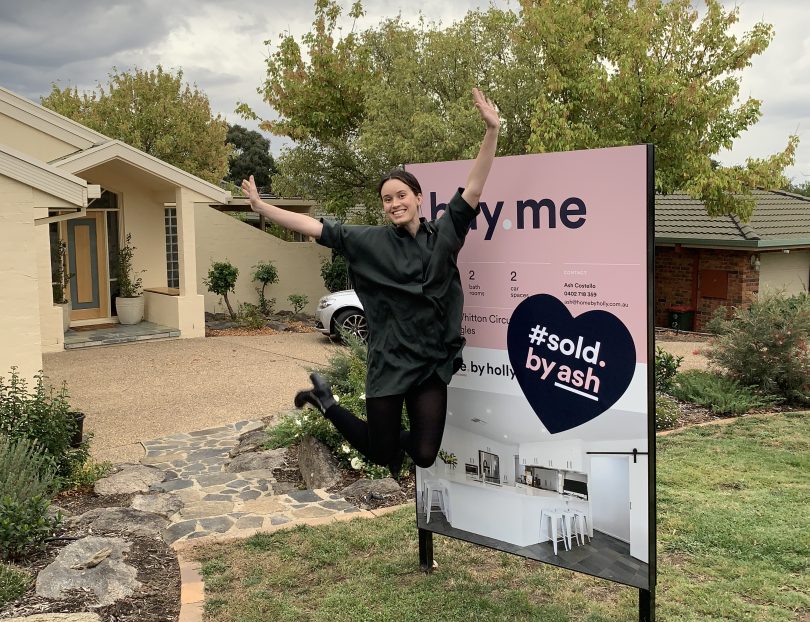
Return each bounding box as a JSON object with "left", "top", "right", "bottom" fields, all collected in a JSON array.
[{"left": 67, "top": 212, "right": 109, "bottom": 321}]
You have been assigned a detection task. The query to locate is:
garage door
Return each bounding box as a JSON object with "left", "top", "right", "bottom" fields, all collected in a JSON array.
[{"left": 759, "top": 250, "right": 810, "bottom": 295}]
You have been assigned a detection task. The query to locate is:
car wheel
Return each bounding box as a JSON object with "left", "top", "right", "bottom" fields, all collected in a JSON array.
[{"left": 334, "top": 309, "right": 368, "bottom": 343}]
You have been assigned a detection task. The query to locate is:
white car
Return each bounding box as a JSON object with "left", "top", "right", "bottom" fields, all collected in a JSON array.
[{"left": 315, "top": 289, "right": 368, "bottom": 342}]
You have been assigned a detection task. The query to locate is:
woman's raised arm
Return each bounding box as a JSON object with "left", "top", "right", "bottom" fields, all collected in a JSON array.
[
  {"left": 241, "top": 175, "right": 324, "bottom": 239},
  {"left": 462, "top": 88, "right": 501, "bottom": 209}
]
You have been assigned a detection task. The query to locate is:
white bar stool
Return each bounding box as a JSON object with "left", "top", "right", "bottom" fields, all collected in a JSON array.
[
  {"left": 540, "top": 508, "right": 570, "bottom": 555},
  {"left": 571, "top": 510, "right": 590, "bottom": 544},
  {"left": 560, "top": 509, "right": 578, "bottom": 549},
  {"left": 424, "top": 479, "right": 451, "bottom": 525}
]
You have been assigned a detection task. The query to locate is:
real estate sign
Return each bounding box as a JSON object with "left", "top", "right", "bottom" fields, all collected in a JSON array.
[{"left": 408, "top": 145, "right": 654, "bottom": 592}]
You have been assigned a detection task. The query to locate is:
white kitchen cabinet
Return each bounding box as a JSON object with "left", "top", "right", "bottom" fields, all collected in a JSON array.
[
  {"left": 528, "top": 440, "right": 584, "bottom": 472},
  {"left": 518, "top": 441, "right": 585, "bottom": 472}
]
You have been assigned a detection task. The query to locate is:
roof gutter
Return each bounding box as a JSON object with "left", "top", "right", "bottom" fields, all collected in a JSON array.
[
  {"left": 656, "top": 237, "right": 810, "bottom": 250},
  {"left": 34, "top": 206, "right": 87, "bottom": 225},
  {"left": 33, "top": 185, "right": 102, "bottom": 226}
]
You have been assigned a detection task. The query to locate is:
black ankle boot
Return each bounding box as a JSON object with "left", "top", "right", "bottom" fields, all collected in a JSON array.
[{"left": 294, "top": 372, "right": 336, "bottom": 414}]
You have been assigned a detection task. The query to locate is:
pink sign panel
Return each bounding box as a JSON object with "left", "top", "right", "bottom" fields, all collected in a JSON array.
[{"left": 409, "top": 146, "right": 653, "bottom": 591}]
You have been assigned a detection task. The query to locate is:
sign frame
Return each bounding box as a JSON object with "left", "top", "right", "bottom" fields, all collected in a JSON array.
[{"left": 408, "top": 145, "right": 657, "bottom": 621}]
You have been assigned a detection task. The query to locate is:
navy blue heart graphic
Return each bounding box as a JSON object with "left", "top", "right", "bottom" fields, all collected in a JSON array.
[{"left": 506, "top": 294, "right": 636, "bottom": 434}]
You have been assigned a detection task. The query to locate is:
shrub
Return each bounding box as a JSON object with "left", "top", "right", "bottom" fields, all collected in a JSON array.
[
  {"left": 0, "top": 562, "right": 32, "bottom": 605},
  {"left": 655, "top": 394, "right": 680, "bottom": 430},
  {"left": 287, "top": 294, "right": 309, "bottom": 315},
  {"left": 115, "top": 233, "right": 144, "bottom": 298},
  {"left": 51, "top": 239, "right": 74, "bottom": 304},
  {"left": 320, "top": 253, "right": 350, "bottom": 292},
  {"left": 237, "top": 302, "right": 266, "bottom": 329},
  {"left": 0, "top": 495, "right": 60, "bottom": 561},
  {"left": 705, "top": 292, "right": 810, "bottom": 404},
  {"left": 0, "top": 369, "right": 87, "bottom": 479},
  {"left": 654, "top": 346, "right": 683, "bottom": 392},
  {"left": 0, "top": 436, "right": 55, "bottom": 500},
  {"left": 252, "top": 261, "right": 279, "bottom": 315},
  {"left": 670, "top": 370, "right": 778, "bottom": 416},
  {"left": 0, "top": 436, "right": 61, "bottom": 561},
  {"left": 61, "top": 458, "right": 113, "bottom": 491},
  {"left": 204, "top": 261, "right": 239, "bottom": 319}
]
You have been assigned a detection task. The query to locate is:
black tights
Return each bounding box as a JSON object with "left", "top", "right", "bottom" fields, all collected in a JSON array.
[{"left": 324, "top": 374, "right": 447, "bottom": 470}]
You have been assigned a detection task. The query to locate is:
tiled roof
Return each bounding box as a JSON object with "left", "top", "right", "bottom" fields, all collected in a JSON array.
[{"left": 655, "top": 190, "right": 810, "bottom": 244}]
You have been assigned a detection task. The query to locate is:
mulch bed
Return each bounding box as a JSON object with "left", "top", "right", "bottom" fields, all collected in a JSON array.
[
  {"left": 1, "top": 491, "right": 179, "bottom": 621},
  {"left": 266, "top": 435, "right": 417, "bottom": 511},
  {"left": 655, "top": 328, "right": 713, "bottom": 342},
  {"left": 204, "top": 311, "right": 318, "bottom": 337}
]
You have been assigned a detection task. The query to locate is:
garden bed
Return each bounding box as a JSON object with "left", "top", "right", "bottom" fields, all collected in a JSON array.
[{"left": 1, "top": 501, "right": 179, "bottom": 621}]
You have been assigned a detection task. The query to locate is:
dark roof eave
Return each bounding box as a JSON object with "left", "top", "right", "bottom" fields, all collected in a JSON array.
[
  {"left": 655, "top": 237, "right": 758, "bottom": 248},
  {"left": 656, "top": 236, "right": 810, "bottom": 249}
]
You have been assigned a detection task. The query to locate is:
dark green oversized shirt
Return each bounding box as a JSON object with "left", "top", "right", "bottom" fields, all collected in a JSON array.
[{"left": 318, "top": 189, "right": 480, "bottom": 397}]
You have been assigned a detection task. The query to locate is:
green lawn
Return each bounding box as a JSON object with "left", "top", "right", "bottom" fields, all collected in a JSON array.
[{"left": 193, "top": 412, "right": 809, "bottom": 622}]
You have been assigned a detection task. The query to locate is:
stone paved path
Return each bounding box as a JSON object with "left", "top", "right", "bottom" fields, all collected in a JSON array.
[{"left": 139, "top": 420, "right": 360, "bottom": 545}]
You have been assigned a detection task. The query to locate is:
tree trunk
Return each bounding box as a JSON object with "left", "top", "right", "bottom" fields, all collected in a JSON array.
[{"left": 224, "top": 294, "right": 236, "bottom": 320}]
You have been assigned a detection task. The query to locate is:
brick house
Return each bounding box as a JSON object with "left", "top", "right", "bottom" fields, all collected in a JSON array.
[{"left": 655, "top": 190, "right": 810, "bottom": 331}]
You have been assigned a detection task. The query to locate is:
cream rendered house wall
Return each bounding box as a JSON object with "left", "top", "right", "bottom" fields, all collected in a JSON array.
[
  {"left": 195, "top": 206, "right": 331, "bottom": 315},
  {"left": 81, "top": 164, "right": 169, "bottom": 292},
  {"left": 759, "top": 250, "right": 810, "bottom": 295},
  {"left": 78, "top": 162, "right": 212, "bottom": 337},
  {"left": 0, "top": 177, "right": 44, "bottom": 381},
  {"left": 0, "top": 114, "right": 80, "bottom": 163}
]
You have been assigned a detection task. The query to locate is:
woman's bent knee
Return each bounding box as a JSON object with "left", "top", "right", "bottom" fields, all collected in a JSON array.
[{"left": 410, "top": 448, "right": 439, "bottom": 469}]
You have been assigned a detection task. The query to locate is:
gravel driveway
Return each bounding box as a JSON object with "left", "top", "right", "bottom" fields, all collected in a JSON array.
[
  {"left": 42, "top": 332, "right": 708, "bottom": 465},
  {"left": 43, "top": 333, "right": 338, "bottom": 464}
]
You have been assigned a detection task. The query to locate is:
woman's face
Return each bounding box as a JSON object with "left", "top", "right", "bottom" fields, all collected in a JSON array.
[{"left": 380, "top": 179, "right": 422, "bottom": 227}]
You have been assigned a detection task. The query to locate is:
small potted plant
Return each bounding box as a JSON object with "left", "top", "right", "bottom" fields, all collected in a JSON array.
[
  {"left": 114, "top": 233, "right": 145, "bottom": 325},
  {"left": 438, "top": 449, "right": 457, "bottom": 473},
  {"left": 52, "top": 240, "right": 74, "bottom": 332}
]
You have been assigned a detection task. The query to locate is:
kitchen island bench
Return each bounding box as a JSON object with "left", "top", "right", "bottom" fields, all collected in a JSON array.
[{"left": 420, "top": 469, "right": 592, "bottom": 548}]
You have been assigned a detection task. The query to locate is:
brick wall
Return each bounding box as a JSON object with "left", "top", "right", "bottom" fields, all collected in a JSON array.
[{"left": 655, "top": 246, "right": 759, "bottom": 331}]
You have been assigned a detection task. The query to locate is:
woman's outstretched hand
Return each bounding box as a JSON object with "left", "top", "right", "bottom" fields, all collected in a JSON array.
[
  {"left": 241, "top": 175, "right": 261, "bottom": 212},
  {"left": 473, "top": 87, "right": 500, "bottom": 131}
]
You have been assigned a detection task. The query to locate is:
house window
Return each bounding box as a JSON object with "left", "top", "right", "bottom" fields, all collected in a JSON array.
[
  {"left": 165, "top": 208, "right": 179, "bottom": 288},
  {"left": 49, "top": 222, "right": 60, "bottom": 301},
  {"left": 107, "top": 211, "right": 120, "bottom": 310}
]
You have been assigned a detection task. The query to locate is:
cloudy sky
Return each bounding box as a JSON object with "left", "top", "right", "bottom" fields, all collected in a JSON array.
[{"left": 0, "top": 0, "right": 807, "bottom": 183}]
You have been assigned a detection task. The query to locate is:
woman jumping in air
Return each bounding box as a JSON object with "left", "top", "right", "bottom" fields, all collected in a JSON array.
[{"left": 242, "top": 88, "right": 500, "bottom": 477}]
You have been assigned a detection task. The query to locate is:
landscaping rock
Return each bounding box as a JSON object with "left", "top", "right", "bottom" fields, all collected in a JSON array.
[
  {"left": 225, "top": 448, "right": 286, "bottom": 473},
  {"left": 94, "top": 463, "right": 164, "bottom": 495},
  {"left": 340, "top": 478, "right": 401, "bottom": 498},
  {"left": 35, "top": 537, "right": 140, "bottom": 607},
  {"left": 69, "top": 507, "right": 168, "bottom": 538},
  {"left": 298, "top": 435, "right": 341, "bottom": 489},
  {"left": 131, "top": 493, "right": 184, "bottom": 518},
  {"left": 229, "top": 428, "right": 269, "bottom": 458}
]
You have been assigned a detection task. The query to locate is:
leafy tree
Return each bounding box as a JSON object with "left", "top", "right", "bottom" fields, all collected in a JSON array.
[
  {"left": 320, "top": 253, "right": 349, "bottom": 292},
  {"left": 784, "top": 180, "right": 810, "bottom": 198},
  {"left": 41, "top": 66, "right": 230, "bottom": 184},
  {"left": 245, "top": 0, "right": 797, "bottom": 222},
  {"left": 225, "top": 124, "right": 277, "bottom": 193},
  {"left": 204, "top": 261, "right": 239, "bottom": 319}
]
